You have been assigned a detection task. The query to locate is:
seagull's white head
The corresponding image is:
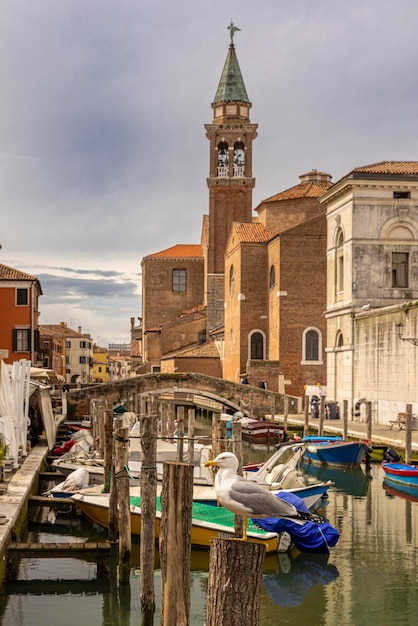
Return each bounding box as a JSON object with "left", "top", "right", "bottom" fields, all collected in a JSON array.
[{"left": 204, "top": 451, "right": 239, "bottom": 472}]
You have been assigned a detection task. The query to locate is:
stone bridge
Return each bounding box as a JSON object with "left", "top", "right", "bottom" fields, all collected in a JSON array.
[{"left": 68, "top": 372, "right": 299, "bottom": 420}]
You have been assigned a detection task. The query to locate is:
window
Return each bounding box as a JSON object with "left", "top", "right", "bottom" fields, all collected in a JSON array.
[
  {"left": 229, "top": 265, "right": 235, "bottom": 295},
  {"left": 302, "top": 327, "right": 322, "bottom": 363},
  {"left": 16, "top": 288, "right": 28, "bottom": 306},
  {"left": 80, "top": 356, "right": 87, "bottom": 364},
  {"left": 269, "top": 265, "right": 275, "bottom": 289},
  {"left": 12, "top": 328, "right": 31, "bottom": 352},
  {"left": 66, "top": 341, "right": 71, "bottom": 349},
  {"left": 98, "top": 366, "right": 102, "bottom": 373},
  {"left": 44, "top": 341, "right": 50, "bottom": 349},
  {"left": 217, "top": 141, "right": 229, "bottom": 177},
  {"left": 393, "top": 191, "right": 410, "bottom": 199},
  {"left": 250, "top": 332, "right": 264, "bottom": 360},
  {"left": 173, "top": 269, "right": 187, "bottom": 292},
  {"left": 305, "top": 330, "right": 319, "bottom": 361},
  {"left": 198, "top": 331, "right": 206, "bottom": 345},
  {"left": 392, "top": 252, "right": 409, "bottom": 287},
  {"left": 80, "top": 341, "right": 87, "bottom": 349},
  {"left": 336, "top": 229, "right": 344, "bottom": 293},
  {"left": 233, "top": 141, "right": 245, "bottom": 176}
]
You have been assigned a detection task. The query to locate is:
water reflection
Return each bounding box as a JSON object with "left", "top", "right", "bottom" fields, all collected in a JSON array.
[
  {"left": 2, "top": 465, "right": 418, "bottom": 626},
  {"left": 262, "top": 552, "right": 339, "bottom": 607},
  {"left": 301, "top": 461, "right": 372, "bottom": 497}
]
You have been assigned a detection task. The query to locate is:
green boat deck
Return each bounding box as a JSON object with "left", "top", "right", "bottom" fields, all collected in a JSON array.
[{"left": 130, "top": 496, "right": 272, "bottom": 537}]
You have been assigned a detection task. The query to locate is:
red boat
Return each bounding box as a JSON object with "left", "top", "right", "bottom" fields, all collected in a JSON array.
[{"left": 238, "top": 418, "right": 286, "bottom": 444}]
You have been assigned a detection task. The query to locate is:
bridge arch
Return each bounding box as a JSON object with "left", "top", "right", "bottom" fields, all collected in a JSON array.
[{"left": 68, "top": 372, "right": 298, "bottom": 420}]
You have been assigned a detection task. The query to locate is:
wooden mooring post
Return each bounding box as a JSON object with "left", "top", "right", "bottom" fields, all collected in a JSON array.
[
  {"left": 205, "top": 538, "right": 266, "bottom": 626},
  {"left": 140, "top": 398, "right": 158, "bottom": 626},
  {"left": 405, "top": 403, "right": 413, "bottom": 464},
  {"left": 232, "top": 421, "right": 244, "bottom": 538},
  {"left": 159, "top": 461, "right": 194, "bottom": 626},
  {"left": 114, "top": 415, "right": 131, "bottom": 583}
]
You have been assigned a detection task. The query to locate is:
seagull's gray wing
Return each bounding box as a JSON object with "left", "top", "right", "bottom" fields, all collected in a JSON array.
[{"left": 229, "top": 478, "right": 299, "bottom": 518}]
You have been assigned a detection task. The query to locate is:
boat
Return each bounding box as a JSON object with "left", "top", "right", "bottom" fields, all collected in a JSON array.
[
  {"left": 252, "top": 491, "right": 339, "bottom": 554},
  {"left": 239, "top": 418, "right": 286, "bottom": 444},
  {"left": 381, "top": 461, "right": 418, "bottom": 490},
  {"left": 51, "top": 431, "right": 213, "bottom": 486},
  {"left": 242, "top": 441, "right": 332, "bottom": 510},
  {"left": 300, "top": 436, "right": 371, "bottom": 469},
  {"left": 53, "top": 435, "right": 332, "bottom": 511},
  {"left": 43, "top": 467, "right": 91, "bottom": 498},
  {"left": 71, "top": 492, "right": 283, "bottom": 554}
]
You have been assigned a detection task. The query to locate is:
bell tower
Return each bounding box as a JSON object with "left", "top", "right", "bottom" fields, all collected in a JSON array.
[{"left": 205, "top": 22, "right": 258, "bottom": 331}]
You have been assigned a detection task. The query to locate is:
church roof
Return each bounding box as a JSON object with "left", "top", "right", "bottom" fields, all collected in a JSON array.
[
  {"left": 145, "top": 244, "right": 203, "bottom": 259},
  {"left": 258, "top": 170, "right": 333, "bottom": 206},
  {"left": 162, "top": 340, "right": 219, "bottom": 360},
  {"left": 213, "top": 43, "right": 250, "bottom": 104},
  {"left": 350, "top": 161, "right": 418, "bottom": 176},
  {"left": 232, "top": 222, "right": 276, "bottom": 243}
]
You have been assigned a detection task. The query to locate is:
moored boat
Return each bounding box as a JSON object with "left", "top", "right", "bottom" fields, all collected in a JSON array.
[
  {"left": 239, "top": 418, "right": 286, "bottom": 444},
  {"left": 71, "top": 492, "right": 282, "bottom": 554},
  {"left": 381, "top": 461, "right": 418, "bottom": 490},
  {"left": 301, "top": 436, "right": 371, "bottom": 469}
]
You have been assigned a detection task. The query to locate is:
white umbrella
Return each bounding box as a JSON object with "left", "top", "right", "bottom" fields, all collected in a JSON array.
[{"left": 0, "top": 360, "right": 18, "bottom": 467}]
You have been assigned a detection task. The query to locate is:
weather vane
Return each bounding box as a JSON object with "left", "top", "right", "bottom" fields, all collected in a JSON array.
[{"left": 228, "top": 19, "right": 241, "bottom": 43}]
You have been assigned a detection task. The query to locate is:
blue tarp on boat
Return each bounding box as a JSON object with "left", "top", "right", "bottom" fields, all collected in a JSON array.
[{"left": 253, "top": 491, "right": 339, "bottom": 554}]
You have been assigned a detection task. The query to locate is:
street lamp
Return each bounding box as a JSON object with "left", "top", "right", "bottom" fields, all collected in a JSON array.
[{"left": 396, "top": 321, "right": 418, "bottom": 346}]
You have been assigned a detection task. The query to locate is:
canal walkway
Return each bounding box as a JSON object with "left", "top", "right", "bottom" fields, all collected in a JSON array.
[
  {"left": 0, "top": 441, "right": 49, "bottom": 582},
  {"left": 274, "top": 413, "right": 418, "bottom": 453}
]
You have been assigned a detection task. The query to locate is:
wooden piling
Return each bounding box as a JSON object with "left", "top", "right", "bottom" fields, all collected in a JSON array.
[
  {"left": 232, "top": 421, "right": 244, "bottom": 538},
  {"left": 205, "top": 538, "right": 266, "bottom": 626},
  {"left": 303, "top": 394, "right": 309, "bottom": 436},
  {"left": 139, "top": 405, "right": 158, "bottom": 625},
  {"left": 159, "top": 461, "right": 194, "bottom": 626},
  {"left": 318, "top": 396, "right": 325, "bottom": 436},
  {"left": 103, "top": 404, "right": 113, "bottom": 493},
  {"left": 366, "top": 401, "right": 372, "bottom": 443},
  {"left": 187, "top": 408, "right": 195, "bottom": 465},
  {"left": 114, "top": 415, "right": 131, "bottom": 583},
  {"left": 405, "top": 403, "right": 413, "bottom": 464},
  {"left": 176, "top": 406, "right": 185, "bottom": 462},
  {"left": 283, "top": 394, "right": 288, "bottom": 432}
]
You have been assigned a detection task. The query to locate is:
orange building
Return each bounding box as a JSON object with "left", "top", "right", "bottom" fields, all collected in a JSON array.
[{"left": 0, "top": 263, "right": 42, "bottom": 365}]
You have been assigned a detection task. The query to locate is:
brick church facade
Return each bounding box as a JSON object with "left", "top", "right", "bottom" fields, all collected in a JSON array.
[{"left": 138, "top": 27, "right": 332, "bottom": 398}]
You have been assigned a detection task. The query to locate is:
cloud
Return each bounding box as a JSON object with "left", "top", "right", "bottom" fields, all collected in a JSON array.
[{"left": 2, "top": 0, "right": 418, "bottom": 344}]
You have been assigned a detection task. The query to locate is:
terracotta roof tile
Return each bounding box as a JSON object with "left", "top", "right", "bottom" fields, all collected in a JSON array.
[
  {"left": 232, "top": 222, "right": 276, "bottom": 243},
  {"left": 162, "top": 340, "right": 219, "bottom": 359},
  {"left": 260, "top": 180, "right": 333, "bottom": 204},
  {"left": 145, "top": 244, "right": 203, "bottom": 260},
  {"left": 178, "top": 303, "right": 206, "bottom": 318},
  {"left": 0, "top": 263, "right": 38, "bottom": 281},
  {"left": 351, "top": 161, "right": 418, "bottom": 175},
  {"left": 39, "top": 324, "right": 90, "bottom": 338}
]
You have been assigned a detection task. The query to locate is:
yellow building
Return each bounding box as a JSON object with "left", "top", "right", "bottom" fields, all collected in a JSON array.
[{"left": 92, "top": 346, "right": 109, "bottom": 383}]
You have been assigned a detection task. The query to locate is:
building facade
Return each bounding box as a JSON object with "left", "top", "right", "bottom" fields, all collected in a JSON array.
[
  {"left": 321, "top": 161, "right": 418, "bottom": 422},
  {"left": 0, "top": 263, "right": 42, "bottom": 365}
]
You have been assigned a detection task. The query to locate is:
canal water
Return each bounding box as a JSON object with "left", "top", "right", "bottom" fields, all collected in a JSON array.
[{"left": 1, "top": 443, "right": 418, "bottom": 625}]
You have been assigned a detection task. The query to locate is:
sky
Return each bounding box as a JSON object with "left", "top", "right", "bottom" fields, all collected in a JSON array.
[{"left": 2, "top": 0, "right": 418, "bottom": 347}]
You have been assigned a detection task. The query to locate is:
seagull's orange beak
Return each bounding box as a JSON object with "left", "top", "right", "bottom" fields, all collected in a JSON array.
[{"left": 204, "top": 460, "right": 217, "bottom": 467}]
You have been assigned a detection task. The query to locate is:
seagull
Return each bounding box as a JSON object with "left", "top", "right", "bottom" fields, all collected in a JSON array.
[{"left": 205, "top": 452, "right": 318, "bottom": 540}]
